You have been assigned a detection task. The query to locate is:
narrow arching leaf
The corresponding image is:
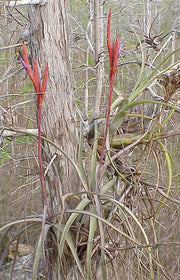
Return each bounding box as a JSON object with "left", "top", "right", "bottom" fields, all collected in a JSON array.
[
  {"left": 105, "top": 197, "right": 154, "bottom": 280},
  {"left": 99, "top": 177, "right": 116, "bottom": 196},
  {"left": 86, "top": 205, "right": 97, "bottom": 280},
  {"left": 33, "top": 58, "right": 40, "bottom": 93},
  {"left": 53, "top": 223, "right": 86, "bottom": 279},
  {"left": 89, "top": 121, "right": 98, "bottom": 191},
  {"left": 32, "top": 224, "right": 51, "bottom": 280},
  {"left": 110, "top": 98, "right": 129, "bottom": 136},
  {"left": 78, "top": 121, "right": 88, "bottom": 186},
  {"left": 157, "top": 141, "right": 172, "bottom": 212},
  {"left": 40, "top": 63, "right": 48, "bottom": 93},
  {"left": 58, "top": 197, "right": 90, "bottom": 258},
  {"left": 65, "top": 209, "right": 140, "bottom": 244},
  {"left": 128, "top": 53, "right": 180, "bottom": 104}
]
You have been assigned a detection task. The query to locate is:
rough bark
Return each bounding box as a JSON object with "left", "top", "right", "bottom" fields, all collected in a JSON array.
[{"left": 28, "top": 1, "right": 79, "bottom": 209}]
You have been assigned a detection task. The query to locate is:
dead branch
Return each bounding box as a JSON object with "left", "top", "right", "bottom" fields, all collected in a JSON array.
[
  {"left": 5, "top": 0, "right": 47, "bottom": 7},
  {"left": 0, "top": 127, "right": 38, "bottom": 138}
]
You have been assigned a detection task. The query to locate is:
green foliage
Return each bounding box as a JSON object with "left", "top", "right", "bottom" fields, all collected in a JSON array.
[
  {"left": 0, "top": 149, "right": 11, "bottom": 160},
  {"left": 0, "top": 140, "right": 11, "bottom": 165},
  {"left": 88, "top": 56, "right": 93, "bottom": 67},
  {"left": 15, "top": 135, "right": 33, "bottom": 144},
  {"left": 0, "top": 149, "right": 11, "bottom": 165},
  {"left": 20, "top": 81, "right": 34, "bottom": 95}
]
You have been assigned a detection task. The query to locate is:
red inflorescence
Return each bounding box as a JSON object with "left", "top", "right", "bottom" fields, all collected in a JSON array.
[{"left": 19, "top": 42, "right": 48, "bottom": 107}]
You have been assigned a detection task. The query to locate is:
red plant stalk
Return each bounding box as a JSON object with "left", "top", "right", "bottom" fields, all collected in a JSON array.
[
  {"left": 98, "top": 9, "right": 120, "bottom": 173},
  {"left": 19, "top": 43, "right": 49, "bottom": 216}
]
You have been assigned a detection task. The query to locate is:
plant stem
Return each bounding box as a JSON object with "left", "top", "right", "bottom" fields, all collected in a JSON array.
[{"left": 37, "top": 103, "right": 50, "bottom": 217}]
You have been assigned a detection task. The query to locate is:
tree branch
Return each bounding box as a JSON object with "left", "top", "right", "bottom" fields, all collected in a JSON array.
[
  {"left": 6, "top": 0, "right": 47, "bottom": 7},
  {"left": 1, "top": 128, "right": 38, "bottom": 138}
]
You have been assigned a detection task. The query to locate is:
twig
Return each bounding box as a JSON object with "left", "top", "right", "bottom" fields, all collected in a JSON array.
[
  {"left": 118, "top": 60, "right": 158, "bottom": 71},
  {"left": 0, "top": 42, "right": 29, "bottom": 52},
  {"left": 69, "top": 14, "right": 94, "bottom": 53},
  {"left": 0, "top": 68, "right": 24, "bottom": 83},
  {"left": 139, "top": 179, "right": 180, "bottom": 205},
  {"left": 44, "top": 153, "right": 58, "bottom": 177}
]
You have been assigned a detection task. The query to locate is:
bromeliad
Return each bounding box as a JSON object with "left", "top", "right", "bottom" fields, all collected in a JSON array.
[
  {"left": 19, "top": 43, "right": 49, "bottom": 216},
  {"left": 98, "top": 9, "right": 123, "bottom": 170}
]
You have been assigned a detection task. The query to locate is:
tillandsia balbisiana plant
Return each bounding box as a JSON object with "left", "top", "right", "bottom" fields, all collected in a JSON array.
[
  {"left": 98, "top": 9, "right": 123, "bottom": 176},
  {"left": 18, "top": 43, "right": 49, "bottom": 217}
]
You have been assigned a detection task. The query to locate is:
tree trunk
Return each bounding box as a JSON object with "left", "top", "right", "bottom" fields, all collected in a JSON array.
[
  {"left": 93, "top": 0, "right": 104, "bottom": 118},
  {"left": 28, "top": 1, "right": 79, "bottom": 211},
  {"left": 28, "top": 3, "right": 79, "bottom": 278},
  {"left": 143, "top": 0, "right": 152, "bottom": 37}
]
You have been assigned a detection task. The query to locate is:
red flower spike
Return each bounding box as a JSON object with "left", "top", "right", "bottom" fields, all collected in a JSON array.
[
  {"left": 111, "top": 35, "right": 119, "bottom": 83},
  {"left": 107, "top": 9, "right": 112, "bottom": 65},
  {"left": 33, "top": 58, "right": 40, "bottom": 93},
  {"left": 20, "top": 43, "right": 48, "bottom": 99},
  {"left": 107, "top": 10, "right": 120, "bottom": 84},
  {"left": 20, "top": 43, "right": 50, "bottom": 216},
  {"left": 22, "top": 43, "right": 31, "bottom": 70},
  {"left": 98, "top": 9, "right": 120, "bottom": 175},
  {"left": 21, "top": 43, "right": 38, "bottom": 91},
  {"left": 36, "top": 63, "right": 48, "bottom": 107},
  {"left": 40, "top": 63, "right": 48, "bottom": 93}
]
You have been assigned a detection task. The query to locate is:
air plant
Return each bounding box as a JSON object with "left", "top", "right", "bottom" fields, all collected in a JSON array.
[
  {"left": 98, "top": 9, "right": 123, "bottom": 177},
  {"left": 19, "top": 43, "right": 49, "bottom": 216}
]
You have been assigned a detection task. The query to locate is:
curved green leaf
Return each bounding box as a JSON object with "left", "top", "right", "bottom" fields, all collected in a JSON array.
[
  {"left": 33, "top": 224, "right": 51, "bottom": 280},
  {"left": 89, "top": 121, "right": 98, "bottom": 191},
  {"left": 86, "top": 205, "right": 97, "bottom": 280},
  {"left": 53, "top": 223, "right": 86, "bottom": 279},
  {"left": 157, "top": 141, "right": 172, "bottom": 212},
  {"left": 78, "top": 121, "right": 88, "bottom": 186},
  {"left": 100, "top": 177, "right": 116, "bottom": 196},
  {"left": 58, "top": 197, "right": 90, "bottom": 258},
  {"left": 105, "top": 197, "right": 154, "bottom": 280}
]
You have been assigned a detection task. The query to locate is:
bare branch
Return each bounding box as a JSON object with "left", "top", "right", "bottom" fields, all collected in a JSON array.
[
  {"left": 1, "top": 127, "right": 38, "bottom": 138},
  {"left": 5, "top": 0, "right": 47, "bottom": 7},
  {"left": 0, "top": 42, "right": 28, "bottom": 52},
  {"left": 0, "top": 67, "right": 24, "bottom": 83},
  {"left": 69, "top": 14, "right": 94, "bottom": 53}
]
